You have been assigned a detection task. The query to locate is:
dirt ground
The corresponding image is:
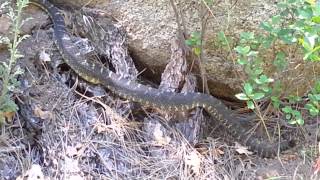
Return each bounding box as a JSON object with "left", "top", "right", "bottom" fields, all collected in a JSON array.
[{"left": 0, "top": 2, "right": 319, "bottom": 180}]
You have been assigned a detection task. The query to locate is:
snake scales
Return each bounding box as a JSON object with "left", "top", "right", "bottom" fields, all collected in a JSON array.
[{"left": 29, "top": 0, "right": 291, "bottom": 157}]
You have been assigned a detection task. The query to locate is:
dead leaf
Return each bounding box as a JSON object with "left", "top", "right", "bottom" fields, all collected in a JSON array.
[
  {"left": 194, "top": 143, "right": 224, "bottom": 157},
  {"left": 153, "top": 124, "right": 171, "bottom": 145},
  {"left": 96, "top": 123, "right": 107, "bottom": 133},
  {"left": 235, "top": 142, "right": 253, "bottom": 155},
  {"left": 282, "top": 154, "right": 298, "bottom": 161},
  {"left": 33, "top": 106, "right": 52, "bottom": 120},
  {"left": 16, "top": 164, "right": 45, "bottom": 180},
  {"left": 39, "top": 50, "right": 51, "bottom": 62},
  {"left": 185, "top": 151, "right": 202, "bottom": 176},
  {"left": 63, "top": 157, "right": 84, "bottom": 180},
  {"left": 214, "top": 148, "right": 225, "bottom": 156},
  {"left": 0, "top": 111, "right": 15, "bottom": 123},
  {"left": 66, "top": 146, "right": 79, "bottom": 157}
]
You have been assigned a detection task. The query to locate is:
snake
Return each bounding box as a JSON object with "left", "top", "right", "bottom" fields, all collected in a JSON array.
[{"left": 29, "top": 0, "right": 292, "bottom": 158}]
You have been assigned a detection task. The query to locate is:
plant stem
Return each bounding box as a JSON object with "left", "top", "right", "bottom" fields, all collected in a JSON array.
[{"left": 0, "top": 0, "right": 28, "bottom": 109}]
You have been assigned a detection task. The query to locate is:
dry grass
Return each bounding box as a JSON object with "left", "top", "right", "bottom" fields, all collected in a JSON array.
[
  {"left": 0, "top": 70, "right": 318, "bottom": 179},
  {"left": 0, "top": 72, "right": 254, "bottom": 179}
]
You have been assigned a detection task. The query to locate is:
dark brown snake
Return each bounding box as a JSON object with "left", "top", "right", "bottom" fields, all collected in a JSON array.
[{"left": 29, "top": 0, "right": 292, "bottom": 157}]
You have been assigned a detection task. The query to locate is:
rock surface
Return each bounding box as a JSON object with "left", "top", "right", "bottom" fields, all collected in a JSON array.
[{"left": 101, "top": 0, "right": 280, "bottom": 98}]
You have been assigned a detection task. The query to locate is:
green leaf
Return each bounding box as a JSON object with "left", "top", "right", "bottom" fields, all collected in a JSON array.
[
  {"left": 292, "top": 110, "right": 301, "bottom": 116},
  {"left": 186, "top": 31, "right": 202, "bottom": 47},
  {"left": 264, "top": 75, "right": 274, "bottom": 83},
  {"left": 0, "top": 98, "right": 18, "bottom": 113},
  {"left": 260, "top": 85, "right": 271, "bottom": 93},
  {"left": 291, "top": 20, "right": 305, "bottom": 31},
  {"left": 297, "top": 7, "right": 313, "bottom": 19},
  {"left": 185, "top": 39, "right": 195, "bottom": 46},
  {"left": 273, "top": 51, "right": 287, "bottom": 70},
  {"left": 254, "top": 78, "right": 263, "bottom": 84},
  {"left": 277, "top": 29, "right": 296, "bottom": 43},
  {"left": 282, "top": 106, "right": 292, "bottom": 113},
  {"left": 296, "top": 118, "right": 304, "bottom": 125},
  {"left": 262, "top": 75, "right": 274, "bottom": 83},
  {"left": 288, "top": 0, "right": 298, "bottom": 3},
  {"left": 271, "top": 15, "right": 281, "bottom": 24},
  {"left": 312, "top": 16, "right": 320, "bottom": 23},
  {"left": 300, "top": 38, "right": 311, "bottom": 51},
  {"left": 240, "top": 32, "right": 255, "bottom": 40},
  {"left": 235, "top": 93, "right": 249, "bottom": 100},
  {"left": 305, "top": 103, "right": 319, "bottom": 116},
  {"left": 193, "top": 47, "right": 201, "bottom": 56},
  {"left": 251, "top": 92, "right": 265, "bottom": 100},
  {"left": 288, "top": 95, "right": 301, "bottom": 103},
  {"left": 244, "top": 83, "right": 253, "bottom": 95},
  {"left": 315, "top": 81, "right": 320, "bottom": 93},
  {"left": 237, "top": 58, "right": 247, "bottom": 65},
  {"left": 286, "top": 114, "right": 292, "bottom": 120},
  {"left": 277, "top": 2, "right": 288, "bottom": 9},
  {"left": 310, "top": 107, "right": 319, "bottom": 116},
  {"left": 262, "top": 35, "right": 275, "bottom": 48},
  {"left": 304, "top": 52, "right": 320, "bottom": 62},
  {"left": 191, "top": 31, "right": 201, "bottom": 39},
  {"left": 309, "top": 93, "right": 320, "bottom": 101},
  {"left": 304, "top": 33, "right": 318, "bottom": 49},
  {"left": 304, "top": 0, "right": 313, "bottom": 3},
  {"left": 247, "top": 51, "right": 258, "bottom": 57},
  {"left": 235, "top": 46, "right": 250, "bottom": 55},
  {"left": 255, "top": 75, "right": 274, "bottom": 84},
  {"left": 253, "top": 67, "right": 263, "bottom": 75},
  {"left": 247, "top": 100, "right": 255, "bottom": 109},
  {"left": 303, "top": 50, "right": 315, "bottom": 60},
  {"left": 260, "top": 22, "right": 273, "bottom": 32},
  {"left": 271, "top": 96, "right": 280, "bottom": 108},
  {"left": 288, "top": 119, "right": 297, "bottom": 125},
  {"left": 314, "top": 4, "right": 320, "bottom": 16}
]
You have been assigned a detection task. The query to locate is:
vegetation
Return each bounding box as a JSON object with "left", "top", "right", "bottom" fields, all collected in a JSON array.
[
  {"left": 0, "top": 0, "right": 29, "bottom": 123},
  {"left": 189, "top": 0, "right": 320, "bottom": 126}
]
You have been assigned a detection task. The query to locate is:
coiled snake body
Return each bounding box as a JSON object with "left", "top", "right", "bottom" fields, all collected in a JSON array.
[{"left": 29, "top": 0, "right": 291, "bottom": 157}]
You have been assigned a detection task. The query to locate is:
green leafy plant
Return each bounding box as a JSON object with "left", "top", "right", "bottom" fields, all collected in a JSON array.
[
  {"left": 186, "top": 31, "right": 202, "bottom": 56},
  {"left": 232, "top": 0, "right": 320, "bottom": 125},
  {"left": 234, "top": 31, "right": 275, "bottom": 109},
  {"left": 188, "top": 0, "right": 319, "bottom": 125},
  {"left": 235, "top": 80, "right": 270, "bottom": 110},
  {"left": 0, "top": 0, "right": 29, "bottom": 123},
  {"left": 282, "top": 106, "right": 304, "bottom": 125},
  {"left": 305, "top": 80, "right": 320, "bottom": 116}
]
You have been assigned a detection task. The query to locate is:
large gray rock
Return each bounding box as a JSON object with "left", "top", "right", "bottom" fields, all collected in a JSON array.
[{"left": 102, "top": 0, "right": 278, "bottom": 98}]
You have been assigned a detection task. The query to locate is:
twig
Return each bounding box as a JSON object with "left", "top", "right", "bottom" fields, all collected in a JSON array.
[
  {"left": 198, "top": 2, "right": 210, "bottom": 93},
  {"left": 169, "top": 0, "right": 186, "bottom": 47},
  {"left": 170, "top": 0, "right": 210, "bottom": 94}
]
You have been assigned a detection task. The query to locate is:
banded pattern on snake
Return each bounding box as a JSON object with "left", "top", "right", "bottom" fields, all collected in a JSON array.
[{"left": 29, "top": 0, "right": 291, "bottom": 157}]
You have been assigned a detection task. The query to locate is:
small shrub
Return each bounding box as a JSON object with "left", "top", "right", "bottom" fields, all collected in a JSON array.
[
  {"left": 0, "top": 0, "right": 29, "bottom": 123},
  {"left": 232, "top": 0, "right": 320, "bottom": 125}
]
